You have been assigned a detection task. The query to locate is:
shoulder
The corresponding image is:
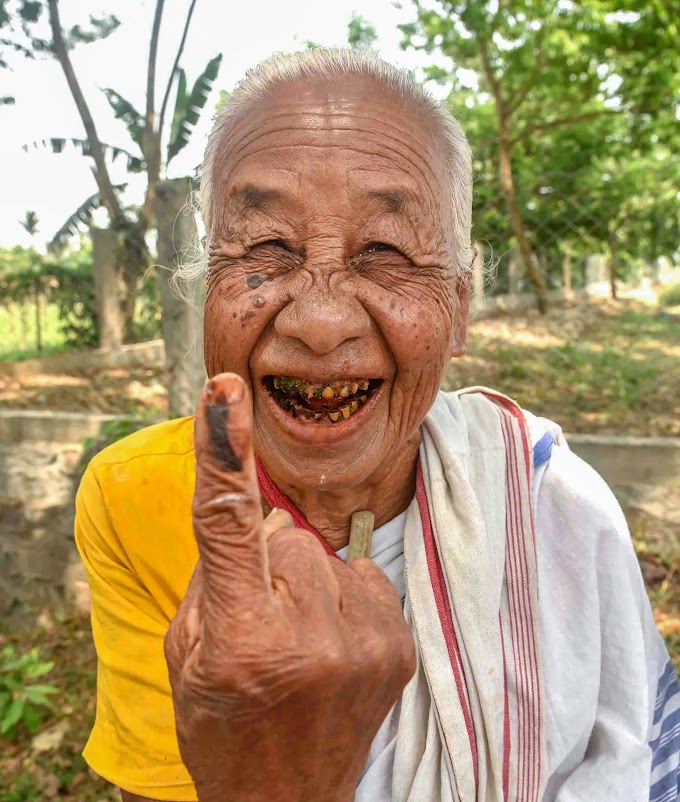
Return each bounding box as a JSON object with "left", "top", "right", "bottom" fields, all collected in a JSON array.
[
  {"left": 89, "top": 415, "right": 195, "bottom": 471},
  {"left": 77, "top": 416, "right": 196, "bottom": 546}
]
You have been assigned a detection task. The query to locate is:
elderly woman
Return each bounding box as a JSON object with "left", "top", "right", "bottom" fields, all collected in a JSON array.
[{"left": 75, "top": 50, "right": 678, "bottom": 802}]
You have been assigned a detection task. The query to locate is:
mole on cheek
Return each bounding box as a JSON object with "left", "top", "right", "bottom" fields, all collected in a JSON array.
[
  {"left": 247, "top": 273, "right": 265, "bottom": 288},
  {"left": 253, "top": 296, "right": 265, "bottom": 308}
]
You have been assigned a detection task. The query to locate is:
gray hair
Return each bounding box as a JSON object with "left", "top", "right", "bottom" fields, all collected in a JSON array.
[{"left": 197, "top": 48, "right": 473, "bottom": 281}]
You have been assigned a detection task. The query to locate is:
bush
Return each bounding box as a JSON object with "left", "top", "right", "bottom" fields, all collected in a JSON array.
[
  {"left": 658, "top": 280, "right": 680, "bottom": 309},
  {"left": 0, "top": 646, "right": 57, "bottom": 740}
]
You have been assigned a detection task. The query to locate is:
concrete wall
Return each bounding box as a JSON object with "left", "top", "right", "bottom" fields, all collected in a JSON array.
[{"left": 0, "top": 339, "right": 165, "bottom": 379}]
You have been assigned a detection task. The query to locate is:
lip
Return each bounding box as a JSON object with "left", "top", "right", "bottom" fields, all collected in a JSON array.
[{"left": 258, "top": 376, "right": 387, "bottom": 445}]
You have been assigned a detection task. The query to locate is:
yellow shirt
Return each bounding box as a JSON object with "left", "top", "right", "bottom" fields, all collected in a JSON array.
[{"left": 75, "top": 417, "right": 199, "bottom": 800}]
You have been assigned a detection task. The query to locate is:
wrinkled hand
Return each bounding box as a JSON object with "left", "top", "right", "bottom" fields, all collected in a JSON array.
[{"left": 164, "top": 374, "right": 416, "bottom": 802}]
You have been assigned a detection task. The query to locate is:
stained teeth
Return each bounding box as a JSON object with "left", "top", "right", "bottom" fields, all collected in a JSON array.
[
  {"left": 321, "top": 386, "right": 336, "bottom": 400},
  {"left": 350, "top": 399, "right": 358, "bottom": 413},
  {"left": 340, "top": 405, "right": 351, "bottom": 419},
  {"left": 329, "top": 411, "right": 341, "bottom": 422},
  {"left": 339, "top": 385, "right": 351, "bottom": 397},
  {"left": 360, "top": 380, "right": 369, "bottom": 391}
]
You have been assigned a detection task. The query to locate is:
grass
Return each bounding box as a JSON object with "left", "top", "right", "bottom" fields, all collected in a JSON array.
[
  {"left": 0, "top": 303, "right": 68, "bottom": 362},
  {"left": 444, "top": 301, "right": 680, "bottom": 436}
]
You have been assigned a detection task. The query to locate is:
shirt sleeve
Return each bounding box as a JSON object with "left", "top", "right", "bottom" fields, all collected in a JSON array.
[
  {"left": 536, "top": 443, "right": 678, "bottom": 802},
  {"left": 75, "top": 462, "right": 197, "bottom": 801}
]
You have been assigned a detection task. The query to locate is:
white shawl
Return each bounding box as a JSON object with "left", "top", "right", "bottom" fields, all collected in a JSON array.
[{"left": 394, "top": 388, "right": 547, "bottom": 802}]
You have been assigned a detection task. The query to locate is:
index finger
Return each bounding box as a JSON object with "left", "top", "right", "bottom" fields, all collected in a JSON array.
[{"left": 193, "top": 373, "right": 270, "bottom": 613}]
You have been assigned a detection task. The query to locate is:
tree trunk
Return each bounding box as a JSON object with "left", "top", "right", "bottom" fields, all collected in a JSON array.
[
  {"left": 47, "top": 0, "right": 121, "bottom": 221},
  {"left": 499, "top": 136, "right": 548, "bottom": 313},
  {"left": 608, "top": 233, "right": 618, "bottom": 301},
  {"left": 92, "top": 228, "right": 124, "bottom": 349},
  {"left": 155, "top": 178, "right": 206, "bottom": 417}
]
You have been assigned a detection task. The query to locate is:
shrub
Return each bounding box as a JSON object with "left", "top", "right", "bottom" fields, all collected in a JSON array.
[{"left": 0, "top": 646, "right": 57, "bottom": 740}]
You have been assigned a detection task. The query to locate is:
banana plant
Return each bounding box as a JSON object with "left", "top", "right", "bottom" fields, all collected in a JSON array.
[{"left": 39, "top": 52, "right": 221, "bottom": 248}]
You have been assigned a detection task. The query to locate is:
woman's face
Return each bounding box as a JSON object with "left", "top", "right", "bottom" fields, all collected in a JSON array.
[{"left": 203, "top": 76, "right": 469, "bottom": 491}]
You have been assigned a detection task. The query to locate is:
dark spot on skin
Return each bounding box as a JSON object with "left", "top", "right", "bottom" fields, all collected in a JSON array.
[
  {"left": 247, "top": 273, "right": 265, "bottom": 288},
  {"left": 426, "top": 345, "right": 431, "bottom": 351},
  {"left": 253, "top": 296, "right": 265, "bottom": 308},
  {"left": 242, "top": 310, "right": 256, "bottom": 322},
  {"left": 232, "top": 311, "right": 238, "bottom": 319},
  {"left": 206, "top": 403, "right": 243, "bottom": 471},
  {"left": 390, "top": 302, "right": 396, "bottom": 311}
]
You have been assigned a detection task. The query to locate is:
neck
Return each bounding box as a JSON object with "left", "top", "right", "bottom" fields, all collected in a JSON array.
[{"left": 267, "top": 433, "right": 421, "bottom": 551}]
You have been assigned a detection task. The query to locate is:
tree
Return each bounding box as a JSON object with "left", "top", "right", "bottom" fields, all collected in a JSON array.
[
  {"left": 347, "top": 13, "right": 378, "bottom": 50},
  {"left": 0, "top": 0, "right": 45, "bottom": 105},
  {"left": 401, "top": 0, "right": 679, "bottom": 312},
  {"left": 24, "top": 0, "right": 220, "bottom": 339}
]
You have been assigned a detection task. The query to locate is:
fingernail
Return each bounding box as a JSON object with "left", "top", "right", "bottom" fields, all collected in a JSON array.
[{"left": 206, "top": 375, "right": 245, "bottom": 406}]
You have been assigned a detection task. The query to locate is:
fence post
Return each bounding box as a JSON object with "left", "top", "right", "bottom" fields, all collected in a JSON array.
[
  {"left": 91, "top": 228, "right": 124, "bottom": 349},
  {"left": 508, "top": 254, "right": 521, "bottom": 298},
  {"left": 562, "top": 249, "right": 572, "bottom": 293},
  {"left": 471, "top": 241, "right": 485, "bottom": 316},
  {"left": 155, "top": 178, "right": 206, "bottom": 418}
]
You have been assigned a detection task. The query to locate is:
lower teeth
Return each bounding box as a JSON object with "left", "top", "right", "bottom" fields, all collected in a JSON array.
[{"left": 271, "top": 377, "right": 374, "bottom": 422}]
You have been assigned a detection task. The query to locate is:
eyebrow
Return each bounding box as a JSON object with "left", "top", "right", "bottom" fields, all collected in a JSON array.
[
  {"left": 228, "top": 185, "right": 283, "bottom": 213},
  {"left": 364, "top": 189, "right": 410, "bottom": 215}
]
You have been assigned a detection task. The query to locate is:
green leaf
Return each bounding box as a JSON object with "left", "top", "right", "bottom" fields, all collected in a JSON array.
[
  {"left": 168, "top": 67, "right": 187, "bottom": 149},
  {"left": 167, "top": 53, "right": 222, "bottom": 164},
  {"left": 1, "top": 696, "right": 24, "bottom": 734},
  {"left": 0, "top": 690, "right": 11, "bottom": 715},
  {"left": 49, "top": 184, "right": 126, "bottom": 249},
  {"left": 19, "top": 0, "right": 42, "bottom": 23},
  {"left": 26, "top": 661, "right": 54, "bottom": 679},
  {"left": 102, "top": 89, "right": 144, "bottom": 149},
  {"left": 23, "top": 137, "right": 143, "bottom": 172},
  {"left": 22, "top": 704, "right": 43, "bottom": 733}
]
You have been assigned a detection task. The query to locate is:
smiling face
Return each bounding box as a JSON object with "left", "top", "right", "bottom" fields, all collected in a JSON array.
[{"left": 203, "top": 75, "right": 470, "bottom": 493}]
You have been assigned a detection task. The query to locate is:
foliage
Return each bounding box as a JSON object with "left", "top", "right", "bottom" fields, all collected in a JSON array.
[
  {"left": 400, "top": 0, "right": 680, "bottom": 304},
  {"left": 0, "top": 244, "right": 98, "bottom": 349},
  {"left": 0, "top": 645, "right": 56, "bottom": 740},
  {"left": 167, "top": 53, "right": 223, "bottom": 163},
  {"left": 658, "top": 281, "right": 680, "bottom": 309},
  {"left": 347, "top": 13, "right": 378, "bottom": 49}
]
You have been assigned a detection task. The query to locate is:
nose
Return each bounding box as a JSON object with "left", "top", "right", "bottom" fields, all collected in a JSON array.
[{"left": 274, "top": 282, "right": 372, "bottom": 355}]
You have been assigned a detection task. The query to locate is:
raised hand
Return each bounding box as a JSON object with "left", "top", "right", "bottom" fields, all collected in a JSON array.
[{"left": 164, "top": 373, "right": 416, "bottom": 802}]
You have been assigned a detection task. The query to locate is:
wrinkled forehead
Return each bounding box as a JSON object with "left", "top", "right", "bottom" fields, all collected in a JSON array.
[{"left": 208, "top": 76, "right": 448, "bottom": 228}]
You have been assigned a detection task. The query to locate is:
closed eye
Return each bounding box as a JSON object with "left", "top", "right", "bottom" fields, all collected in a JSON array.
[
  {"left": 256, "top": 238, "right": 293, "bottom": 252},
  {"left": 355, "top": 242, "right": 400, "bottom": 258}
]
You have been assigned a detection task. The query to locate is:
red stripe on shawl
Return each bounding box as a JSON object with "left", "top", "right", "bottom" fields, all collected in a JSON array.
[
  {"left": 255, "top": 457, "right": 337, "bottom": 558},
  {"left": 501, "top": 414, "right": 532, "bottom": 801},
  {"left": 416, "top": 462, "right": 480, "bottom": 793},
  {"left": 497, "top": 408, "right": 542, "bottom": 802},
  {"left": 499, "top": 611, "right": 511, "bottom": 801}
]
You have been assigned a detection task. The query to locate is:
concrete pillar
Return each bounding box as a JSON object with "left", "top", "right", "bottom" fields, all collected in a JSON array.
[
  {"left": 91, "top": 228, "right": 124, "bottom": 349},
  {"left": 155, "top": 178, "right": 206, "bottom": 418}
]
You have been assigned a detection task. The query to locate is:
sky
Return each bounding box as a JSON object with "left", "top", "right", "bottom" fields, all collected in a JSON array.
[{"left": 0, "top": 0, "right": 449, "bottom": 249}]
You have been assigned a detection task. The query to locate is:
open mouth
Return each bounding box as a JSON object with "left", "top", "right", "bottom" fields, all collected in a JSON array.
[{"left": 262, "top": 376, "right": 383, "bottom": 423}]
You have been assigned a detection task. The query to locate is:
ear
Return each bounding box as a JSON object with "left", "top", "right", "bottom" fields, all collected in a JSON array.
[{"left": 449, "top": 279, "right": 470, "bottom": 359}]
